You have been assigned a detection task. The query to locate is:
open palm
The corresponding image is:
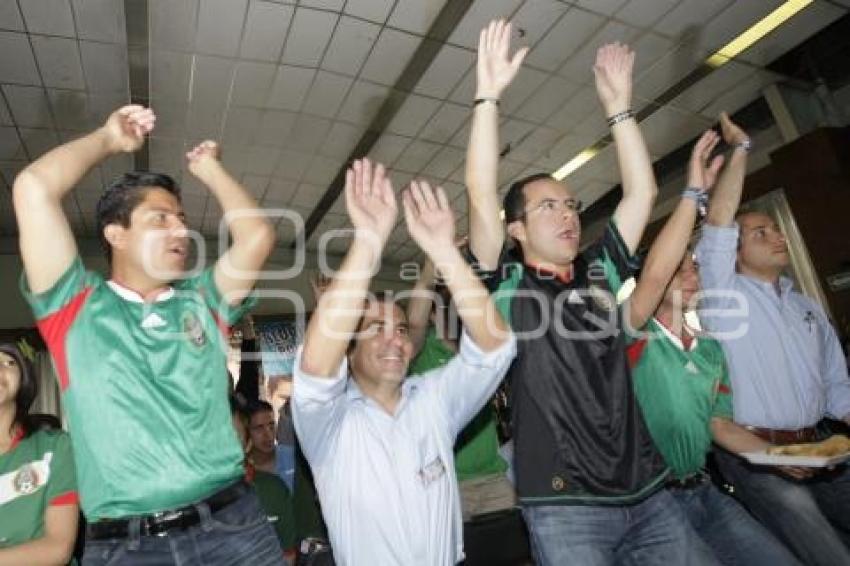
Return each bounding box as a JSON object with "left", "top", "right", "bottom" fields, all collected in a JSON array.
[
  {"left": 476, "top": 19, "right": 528, "bottom": 100},
  {"left": 593, "top": 43, "right": 635, "bottom": 115},
  {"left": 688, "top": 130, "right": 724, "bottom": 192},
  {"left": 403, "top": 180, "right": 455, "bottom": 258},
  {"left": 345, "top": 158, "right": 397, "bottom": 247}
]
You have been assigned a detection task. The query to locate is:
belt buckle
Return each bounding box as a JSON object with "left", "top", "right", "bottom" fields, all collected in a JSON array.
[{"left": 148, "top": 510, "right": 184, "bottom": 538}]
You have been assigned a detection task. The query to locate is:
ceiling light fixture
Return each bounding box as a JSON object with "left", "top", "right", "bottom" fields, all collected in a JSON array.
[
  {"left": 705, "top": 0, "right": 813, "bottom": 68},
  {"left": 547, "top": 0, "right": 813, "bottom": 185},
  {"left": 552, "top": 147, "right": 600, "bottom": 181}
]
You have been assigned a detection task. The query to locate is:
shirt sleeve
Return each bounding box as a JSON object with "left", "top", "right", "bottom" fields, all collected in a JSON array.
[
  {"left": 694, "top": 224, "right": 741, "bottom": 308},
  {"left": 817, "top": 310, "right": 850, "bottom": 420},
  {"left": 46, "top": 432, "right": 78, "bottom": 507},
  {"left": 20, "top": 257, "right": 97, "bottom": 321},
  {"left": 179, "top": 267, "right": 258, "bottom": 327},
  {"left": 583, "top": 219, "right": 642, "bottom": 295},
  {"left": 291, "top": 346, "right": 348, "bottom": 468},
  {"left": 419, "top": 330, "right": 517, "bottom": 439}
]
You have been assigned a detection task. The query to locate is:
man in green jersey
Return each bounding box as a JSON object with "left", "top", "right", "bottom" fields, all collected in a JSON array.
[
  {"left": 13, "top": 105, "right": 281, "bottom": 564},
  {"left": 625, "top": 121, "right": 798, "bottom": 565}
]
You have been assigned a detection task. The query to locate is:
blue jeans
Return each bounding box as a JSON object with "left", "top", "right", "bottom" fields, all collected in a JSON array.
[
  {"left": 669, "top": 482, "right": 800, "bottom": 565},
  {"left": 715, "top": 449, "right": 850, "bottom": 566},
  {"left": 522, "top": 489, "right": 698, "bottom": 566},
  {"left": 82, "top": 487, "right": 284, "bottom": 565}
]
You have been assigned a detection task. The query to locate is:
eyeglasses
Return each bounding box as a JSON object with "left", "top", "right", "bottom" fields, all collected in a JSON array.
[{"left": 523, "top": 198, "right": 584, "bottom": 218}]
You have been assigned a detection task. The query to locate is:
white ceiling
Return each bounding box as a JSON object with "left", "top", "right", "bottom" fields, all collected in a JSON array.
[{"left": 1, "top": 0, "right": 848, "bottom": 264}]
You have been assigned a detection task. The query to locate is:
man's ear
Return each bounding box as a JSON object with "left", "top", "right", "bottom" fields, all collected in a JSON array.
[
  {"left": 103, "top": 223, "right": 126, "bottom": 252},
  {"left": 506, "top": 220, "right": 526, "bottom": 243}
]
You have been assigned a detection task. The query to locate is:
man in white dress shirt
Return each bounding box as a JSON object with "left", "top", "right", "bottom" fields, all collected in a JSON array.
[{"left": 292, "top": 158, "right": 516, "bottom": 566}]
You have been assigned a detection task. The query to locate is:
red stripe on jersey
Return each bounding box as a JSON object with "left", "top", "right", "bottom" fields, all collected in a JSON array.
[
  {"left": 9, "top": 426, "right": 24, "bottom": 451},
  {"left": 626, "top": 338, "right": 648, "bottom": 369},
  {"left": 718, "top": 383, "right": 731, "bottom": 395},
  {"left": 49, "top": 491, "right": 79, "bottom": 506},
  {"left": 210, "top": 309, "right": 230, "bottom": 339},
  {"left": 36, "top": 287, "right": 93, "bottom": 391}
]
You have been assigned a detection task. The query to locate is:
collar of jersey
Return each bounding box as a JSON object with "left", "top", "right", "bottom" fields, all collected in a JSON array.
[
  {"left": 524, "top": 261, "right": 574, "bottom": 284},
  {"left": 107, "top": 280, "right": 175, "bottom": 303},
  {"left": 653, "top": 316, "right": 698, "bottom": 352}
]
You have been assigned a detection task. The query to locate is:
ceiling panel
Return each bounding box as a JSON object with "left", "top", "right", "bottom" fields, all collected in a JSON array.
[
  {"left": 150, "top": 0, "right": 198, "bottom": 52},
  {"left": 359, "top": 28, "right": 420, "bottom": 86},
  {"left": 240, "top": 0, "right": 293, "bottom": 61},
  {"left": 19, "top": 0, "right": 75, "bottom": 37},
  {"left": 281, "top": 7, "right": 338, "bottom": 67},
  {"left": 343, "top": 0, "right": 394, "bottom": 25},
  {"left": 322, "top": 16, "right": 380, "bottom": 76},
  {"left": 523, "top": 8, "right": 605, "bottom": 73},
  {"left": 196, "top": 0, "right": 248, "bottom": 57},
  {"left": 0, "top": 1, "right": 24, "bottom": 32},
  {"left": 387, "top": 0, "right": 447, "bottom": 36},
  {"left": 71, "top": 0, "right": 126, "bottom": 44},
  {"left": 0, "top": 32, "right": 41, "bottom": 85}
]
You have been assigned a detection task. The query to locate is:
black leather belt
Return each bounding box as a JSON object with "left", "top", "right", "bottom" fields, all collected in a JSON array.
[
  {"left": 86, "top": 481, "right": 248, "bottom": 540},
  {"left": 665, "top": 472, "right": 709, "bottom": 490}
]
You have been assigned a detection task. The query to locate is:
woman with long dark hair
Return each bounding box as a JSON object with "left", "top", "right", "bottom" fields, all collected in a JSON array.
[{"left": 0, "top": 342, "right": 78, "bottom": 565}]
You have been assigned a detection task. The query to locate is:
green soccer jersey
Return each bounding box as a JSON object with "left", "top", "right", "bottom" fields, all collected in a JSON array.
[
  {"left": 0, "top": 428, "right": 77, "bottom": 548},
  {"left": 22, "top": 258, "right": 254, "bottom": 520},
  {"left": 409, "top": 327, "right": 508, "bottom": 482},
  {"left": 252, "top": 470, "right": 296, "bottom": 551},
  {"left": 628, "top": 318, "right": 733, "bottom": 479}
]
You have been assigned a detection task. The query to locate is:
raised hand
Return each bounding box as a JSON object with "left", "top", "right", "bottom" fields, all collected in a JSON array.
[
  {"left": 719, "top": 111, "right": 750, "bottom": 146},
  {"left": 688, "top": 130, "right": 725, "bottom": 192},
  {"left": 402, "top": 179, "right": 455, "bottom": 259},
  {"left": 345, "top": 158, "right": 397, "bottom": 248},
  {"left": 593, "top": 42, "right": 635, "bottom": 116},
  {"left": 186, "top": 140, "right": 223, "bottom": 179},
  {"left": 476, "top": 19, "right": 528, "bottom": 100},
  {"left": 102, "top": 105, "right": 155, "bottom": 153}
]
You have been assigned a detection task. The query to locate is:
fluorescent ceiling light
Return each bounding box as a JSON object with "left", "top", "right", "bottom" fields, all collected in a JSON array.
[
  {"left": 706, "top": 0, "right": 813, "bottom": 68},
  {"left": 553, "top": 147, "right": 599, "bottom": 180},
  {"left": 548, "top": 0, "right": 812, "bottom": 183}
]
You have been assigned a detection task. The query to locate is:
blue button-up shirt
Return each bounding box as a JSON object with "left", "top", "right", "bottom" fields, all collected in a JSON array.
[
  {"left": 292, "top": 331, "right": 516, "bottom": 566},
  {"left": 695, "top": 224, "right": 850, "bottom": 429}
]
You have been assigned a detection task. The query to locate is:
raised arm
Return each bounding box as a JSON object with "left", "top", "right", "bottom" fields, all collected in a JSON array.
[
  {"left": 467, "top": 19, "right": 527, "bottom": 269},
  {"left": 406, "top": 257, "right": 437, "bottom": 356},
  {"left": 705, "top": 112, "right": 750, "bottom": 227},
  {"left": 595, "top": 43, "right": 658, "bottom": 253},
  {"left": 14, "top": 105, "right": 154, "bottom": 293},
  {"left": 403, "top": 180, "right": 509, "bottom": 352},
  {"left": 186, "top": 141, "right": 275, "bottom": 306},
  {"left": 627, "top": 130, "right": 724, "bottom": 329},
  {"left": 300, "top": 159, "right": 397, "bottom": 377}
]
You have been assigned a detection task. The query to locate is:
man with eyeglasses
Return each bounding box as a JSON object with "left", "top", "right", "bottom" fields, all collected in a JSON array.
[{"left": 465, "top": 38, "right": 696, "bottom": 565}]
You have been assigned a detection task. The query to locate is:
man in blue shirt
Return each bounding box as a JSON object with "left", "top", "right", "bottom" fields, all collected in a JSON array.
[{"left": 696, "top": 113, "right": 850, "bottom": 566}]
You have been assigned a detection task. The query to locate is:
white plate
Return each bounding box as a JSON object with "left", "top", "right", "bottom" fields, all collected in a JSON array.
[{"left": 741, "top": 450, "right": 850, "bottom": 468}]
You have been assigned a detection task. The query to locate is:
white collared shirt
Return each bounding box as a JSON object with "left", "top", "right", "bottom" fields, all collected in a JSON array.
[{"left": 292, "top": 331, "right": 516, "bottom": 566}]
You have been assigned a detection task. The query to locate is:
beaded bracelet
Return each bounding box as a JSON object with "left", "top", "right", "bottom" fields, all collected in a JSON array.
[{"left": 606, "top": 109, "right": 634, "bottom": 127}]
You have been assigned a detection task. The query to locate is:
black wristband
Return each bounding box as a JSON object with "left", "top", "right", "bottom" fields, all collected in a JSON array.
[{"left": 473, "top": 97, "right": 499, "bottom": 107}]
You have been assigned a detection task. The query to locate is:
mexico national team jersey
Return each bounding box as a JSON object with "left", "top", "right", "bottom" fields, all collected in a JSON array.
[
  {"left": 22, "top": 258, "right": 253, "bottom": 520},
  {"left": 628, "top": 319, "right": 733, "bottom": 479},
  {"left": 0, "top": 428, "right": 77, "bottom": 548},
  {"left": 476, "top": 220, "right": 667, "bottom": 505}
]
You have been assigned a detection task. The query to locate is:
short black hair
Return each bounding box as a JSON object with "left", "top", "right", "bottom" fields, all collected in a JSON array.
[
  {"left": 95, "top": 171, "right": 181, "bottom": 262},
  {"left": 0, "top": 343, "right": 39, "bottom": 438},
  {"left": 246, "top": 400, "right": 274, "bottom": 419},
  {"left": 503, "top": 172, "right": 554, "bottom": 224}
]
